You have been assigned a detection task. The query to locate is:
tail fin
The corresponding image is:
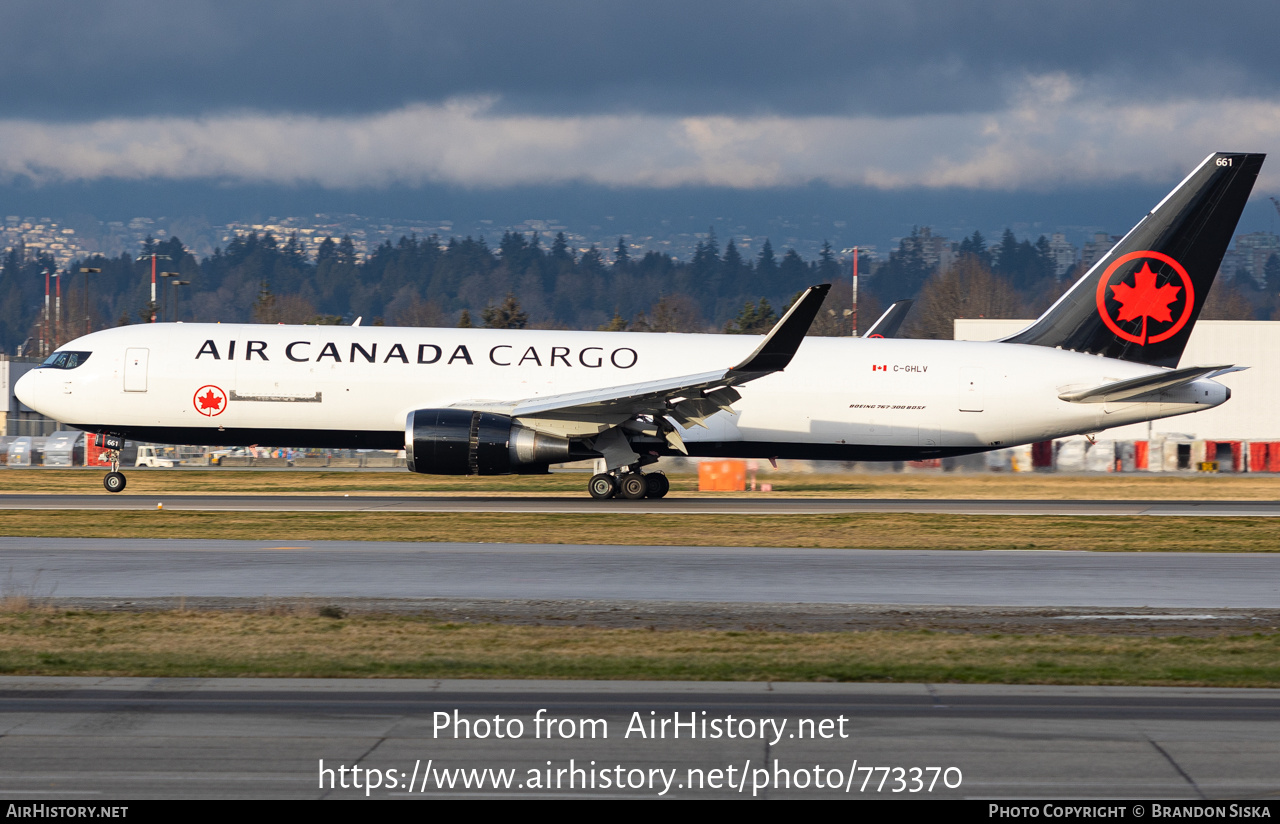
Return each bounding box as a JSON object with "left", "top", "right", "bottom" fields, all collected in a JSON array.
[{"left": 1003, "top": 152, "right": 1265, "bottom": 367}]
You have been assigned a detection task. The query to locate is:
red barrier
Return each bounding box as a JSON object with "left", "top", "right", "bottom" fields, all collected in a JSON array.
[{"left": 85, "top": 433, "right": 112, "bottom": 468}]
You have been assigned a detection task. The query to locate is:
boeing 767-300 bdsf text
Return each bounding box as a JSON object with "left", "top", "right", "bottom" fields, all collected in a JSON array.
[{"left": 15, "top": 152, "right": 1264, "bottom": 498}]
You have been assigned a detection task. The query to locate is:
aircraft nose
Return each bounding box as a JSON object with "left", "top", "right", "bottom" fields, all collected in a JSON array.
[{"left": 14, "top": 368, "right": 40, "bottom": 411}]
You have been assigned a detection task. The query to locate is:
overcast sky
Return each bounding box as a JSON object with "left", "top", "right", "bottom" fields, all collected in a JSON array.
[{"left": 3, "top": 0, "right": 1279, "bottom": 243}]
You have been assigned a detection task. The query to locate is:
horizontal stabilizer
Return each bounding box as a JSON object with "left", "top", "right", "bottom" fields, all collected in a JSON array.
[{"left": 1058, "top": 364, "right": 1242, "bottom": 404}]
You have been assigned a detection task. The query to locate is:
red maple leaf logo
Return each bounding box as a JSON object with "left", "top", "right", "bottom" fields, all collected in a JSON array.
[
  {"left": 1109, "top": 261, "right": 1181, "bottom": 345},
  {"left": 198, "top": 389, "right": 223, "bottom": 411}
]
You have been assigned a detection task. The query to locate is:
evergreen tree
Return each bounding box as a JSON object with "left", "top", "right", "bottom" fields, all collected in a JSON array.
[
  {"left": 871, "top": 230, "right": 931, "bottom": 304},
  {"left": 957, "top": 230, "right": 991, "bottom": 267},
  {"left": 994, "top": 228, "right": 1020, "bottom": 277},
  {"left": 724, "top": 298, "right": 777, "bottom": 334},
  {"left": 550, "top": 232, "right": 575, "bottom": 271},
  {"left": 598, "top": 310, "right": 628, "bottom": 331},
  {"left": 613, "top": 238, "right": 631, "bottom": 271},
  {"left": 755, "top": 238, "right": 778, "bottom": 290},
  {"left": 481, "top": 293, "right": 528, "bottom": 329},
  {"left": 721, "top": 239, "right": 748, "bottom": 290},
  {"left": 579, "top": 245, "right": 606, "bottom": 279},
  {"left": 316, "top": 236, "right": 337, "bottom": 264},
  {"left": 337, "top": 236, "right": 357, "bottom": 266},
  {"left": 816, "top": 240, "right": 842, "bottom": 283},
  {"left": 457, "top": 309, "right": 473, "bottom": 328},
  {"left": 779, "top": 248, "right": 809, "bottom": 293},
  {"left": 691, "top": 229, "right": 721, "bottom": 291}
]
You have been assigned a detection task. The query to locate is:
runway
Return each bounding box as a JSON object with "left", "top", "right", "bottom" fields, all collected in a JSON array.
[
  {"left": 3, "top": 538, "right": 1279, "bottom": 607},
  {"left": 3, "top": 493, "right": 1280, "bottom": 516},
  {"left": 0, "top": 677, "right": 1276, "bottom": 799}
]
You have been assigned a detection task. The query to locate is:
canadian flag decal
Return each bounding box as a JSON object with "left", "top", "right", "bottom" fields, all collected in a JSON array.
[{"left": 871, "top": 364, "right": 887, "bottom": 371}]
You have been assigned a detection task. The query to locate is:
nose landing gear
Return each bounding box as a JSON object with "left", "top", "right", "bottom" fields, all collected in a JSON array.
[
  {"left": 587, "top": 470, "right": 669, "bottom": 500},
  {"left": 99, "top": 434, "right": 127, "bottom": 493}
]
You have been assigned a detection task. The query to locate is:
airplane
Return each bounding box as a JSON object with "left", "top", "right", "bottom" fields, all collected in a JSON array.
[{"left": 14, "top": 151, "right": 1264, "bottom": 498}]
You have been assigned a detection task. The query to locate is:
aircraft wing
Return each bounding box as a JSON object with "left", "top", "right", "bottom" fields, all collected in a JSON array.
[
  {"left": 1057, "top": 364, "right": 1244, "bottom": 404},
  {"left": 452, "top": 283, "right": 831, "bottom": 428}
]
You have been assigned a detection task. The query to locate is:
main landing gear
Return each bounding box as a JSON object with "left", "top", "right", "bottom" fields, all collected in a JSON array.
[{"left": 588, "top": 470, "right": 669, "bottom": 500}]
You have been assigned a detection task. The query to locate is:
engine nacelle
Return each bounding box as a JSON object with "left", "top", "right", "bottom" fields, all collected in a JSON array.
[{"left": 405, "top": 408, "right": 577, "bottom": 475}]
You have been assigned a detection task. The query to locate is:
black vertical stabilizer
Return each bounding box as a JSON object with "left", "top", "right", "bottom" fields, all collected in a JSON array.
[{"left": 1002, "top": 152, "right": 1265, "bottom": 367}]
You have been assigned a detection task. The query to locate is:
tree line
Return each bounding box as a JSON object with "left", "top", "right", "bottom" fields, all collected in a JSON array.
[{"left": 0, "top": 223, "right": 1267, "bottom": 357}]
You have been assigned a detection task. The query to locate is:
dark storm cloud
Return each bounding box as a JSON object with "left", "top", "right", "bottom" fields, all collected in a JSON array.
[{"left": 4, "top": 0, "right": 1279, "bottom": 121}]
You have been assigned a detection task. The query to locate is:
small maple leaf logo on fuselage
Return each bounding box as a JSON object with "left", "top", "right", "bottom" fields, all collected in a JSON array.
[{"left": 193, "top": 385, "right": 227, "bottom": 417}]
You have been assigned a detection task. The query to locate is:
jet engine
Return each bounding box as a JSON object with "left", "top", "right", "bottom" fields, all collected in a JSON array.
[{"left": 405, "top": 408, "right": 582, "bottom": 475}]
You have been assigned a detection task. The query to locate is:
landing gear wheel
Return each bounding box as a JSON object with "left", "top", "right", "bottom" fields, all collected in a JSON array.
[
  {"left": 644, "top": 472, "right": 670, "bottom": 499},
  {"left": 103, "top": 471, "right": 126, "bottom": 493},
  {"left": 588, "top": 473, "right": 618, "bottom": 499},
  {"left": 618, "top": 473, "right": 648, "bottom": 500}
]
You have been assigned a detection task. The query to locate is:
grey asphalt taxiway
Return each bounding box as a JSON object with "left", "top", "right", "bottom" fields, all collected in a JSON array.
[
  {"left": 2, "top": 537, "right": 1279, "bottom": 607},
  {"left": 3, "top": 492, "right": 1280, "bottom": 515},
  {"left": 1, "top": 678, "right": 1277, "bottom": 799}
]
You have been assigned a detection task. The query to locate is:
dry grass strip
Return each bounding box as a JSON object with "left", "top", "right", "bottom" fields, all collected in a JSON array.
[
  {"left": 0, "top": 510, "right": 1277, "bottom": 551},
  {"left": 0, "top": 610, "right": 1276, "bottom": 685}
]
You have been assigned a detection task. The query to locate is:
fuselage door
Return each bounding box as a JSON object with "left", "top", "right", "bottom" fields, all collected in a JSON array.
[
  {"left": 124, "top": 348, "right": 149, "bottom": 392},
  {"left": 959, "top": 366, "right": 983, "bottom": 412}
]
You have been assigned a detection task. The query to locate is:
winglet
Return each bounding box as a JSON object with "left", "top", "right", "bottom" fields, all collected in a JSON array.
[
  {"left": 727, "top": 284, "right": 830, "bottom": 377},
  {"left": 863, "top": 299, "right": 914, "bottom": 338}
]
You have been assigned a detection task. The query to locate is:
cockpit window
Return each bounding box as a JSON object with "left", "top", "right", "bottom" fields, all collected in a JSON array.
[{"left": 38, "top": 351, "right": 91, "bottom": 370}]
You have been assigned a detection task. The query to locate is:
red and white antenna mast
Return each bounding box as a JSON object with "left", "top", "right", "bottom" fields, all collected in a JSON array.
[{"left": 851, "top": 246, "right": 858, "bottom": 337}]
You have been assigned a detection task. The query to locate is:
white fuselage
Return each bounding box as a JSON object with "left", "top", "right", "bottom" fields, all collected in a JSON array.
[{"left": 15, "top": 322, "right": 1230, "bottom": 460}]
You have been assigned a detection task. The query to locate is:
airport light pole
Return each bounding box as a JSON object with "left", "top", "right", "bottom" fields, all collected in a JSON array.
[
  {"left": 136, "top": 253, "right": 169, "bottom": 322},
  {"left": 41, "top": 267, "right": 51, "bottom": 357},
  {"left": 170, "top": 279, "right": 189, "bottom": 323},
  {"left": 159, "top": 271, "right": 180, "bottom": 322},
  {"left": 53, "top": 270, "right": 62, "bottom": 349},
  {"left": 851, "top": 246, "right": 858, "bottom": 337},
  {"left": 79, "top": 267, "right": 100, "bottom": 335}
]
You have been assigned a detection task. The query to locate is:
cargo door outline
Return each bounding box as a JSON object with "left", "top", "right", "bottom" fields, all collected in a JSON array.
[
  {"left": 959, "top": 367, "right": 983, "bottom": 412},
  {"left": 124, "top": 348, "right": 149, "bottom": 392}
]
